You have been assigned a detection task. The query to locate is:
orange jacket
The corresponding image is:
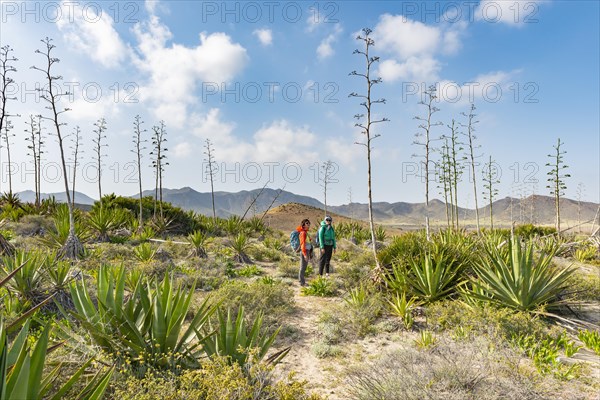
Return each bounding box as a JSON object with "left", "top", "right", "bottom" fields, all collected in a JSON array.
[{"left": 296, "top": 225, "right": 311, "bottom": 257}]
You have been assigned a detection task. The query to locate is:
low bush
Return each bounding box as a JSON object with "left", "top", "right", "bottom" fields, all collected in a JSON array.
[
  {"left": 426, "top": 301, "right": 555, "bottom": 341},
  {"left": 111, "top": 356, "right": 323, "bottom": 400},
  {"left": 345, "top": 336, "right": 570, "bottom": 400},
  {"left": 209, "top": 280, "right": 294, "bottom": 334},
  {"left": 301, "top": 276, "right": 337, "bottom": 297}
]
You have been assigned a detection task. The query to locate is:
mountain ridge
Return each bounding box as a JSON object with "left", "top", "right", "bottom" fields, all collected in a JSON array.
[{"left": 15, "top": 187, "right": 599, "bottom": 227}]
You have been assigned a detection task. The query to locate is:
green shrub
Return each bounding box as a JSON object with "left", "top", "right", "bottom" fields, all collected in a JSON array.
[
  {"left": 414, "top": 330, "right": 437, "bottom": 349},
  {"left": 103, "top": 195, "right": 198, "bottom": 235},
  {"left": 345, "top": 337, "right": 560, "bottom": 400},
  {"left": 301, "top": 276, "right": 336, "bottom": 297},
  {"left": 514, "top": 224, "right": 557, "bottom": 238},
  {"left": 209, "top": 280, "right": 294, "bottom": 333},
  {"left": 388, "top": 292, "right": 419, "bottom": 330},
  {"left": 578, "top": 330, "right": 600, "bottom": 355},
  {"left": 86, "top": 204, "right": 129, "bottom": 242},
  {"left": 342, "top": 284, "right": 384, "bottom": 337},
  {"left": 202, "top": 305, "right": 289, "bottom": 366},
  {"left": 276, "top": 259, "right": 300, "bottom": 279},
  {"left": 69, "top": 265, "right": 216, "bottom": 372},
  {"left": 574, "top": 245, "right": 597, "bottom": 263},
  {"left": 0, "top": 249, "right": 46, "bottom": 301},
  {"left": 311, "top": 340, "right": 343, "bottom": 359},
  {"left": 111, "top": 356, "right": 323, "bottom": 400},
  {"left": 133, "top": 242, "right": 157, "bottom": 263},
  {"left": 426, "top": 301, "right": 553, "bottom": 341},
  {"left": 336, "top": 262, "right": 371, "bottom": 291},
  {"left": 235, "top": 264, "right": 262, "bottom": 277},
  {"left": 187, "top": 230, "right": 207, "bottom": 258},
  {"left": 512, "top": 332, "right": 582, "bottom": 379},
  {"left": 377, "top": 231, "right": 425, "bottom": 268}
]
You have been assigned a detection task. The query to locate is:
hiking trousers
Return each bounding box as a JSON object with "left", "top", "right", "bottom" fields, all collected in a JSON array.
[
  {"left": 319, "top": 245, "right": 334, "bottom": 275},
  {"left": 299, "top": 253, "right": 309, "bottom": 285}
]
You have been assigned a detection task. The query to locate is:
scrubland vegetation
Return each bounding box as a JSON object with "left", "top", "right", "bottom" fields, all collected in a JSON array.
[{"left": 0, "top": 194, "right": 599, "bottom": 399}]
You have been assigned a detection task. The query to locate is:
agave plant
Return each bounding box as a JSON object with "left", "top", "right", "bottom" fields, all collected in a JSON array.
[
  {"left": 224, "top": 215, "right": 244, "bottom": 236},
  {"left": 344, "top": 284, "right": 369, "bottom": 308},
  {"left": 0, "top": 250, "right": 46, "bottom": 302},
  {"left": 132, "top": 226, "right": 155, "bottom": 242},
  {"left": 70, "top": 265, "right": 216, "bottom": 370},
  {"left": 0, "top": 204, "right": 24, "bottom": 222},
  {"left": 388, "top": 292, "right": 419, "bottom": 330},
  {"left": 230, "top": 233, "right": 252, "bottom": 264},
  {"left": 245, "top": 216, "right": 266, "bottom": 236},
  {"left": 133, "top": 242, "right": 157, "bottom": 263},
  {"left": 375, "top": 226, "right": 387, "bottom": 242},
  {"left": 405, "top": 246, "right": 465, "bottom": 304},
  {"left": 468, "top": 236, "right": 574, "bottom": 312},
  {"left": 0, "top": 192, "right": 22, "bottom": 208},
  {"left": 86, "top": 205, "right": 128, "bottom": 242},
  {"left": 201, "top": 305, "right": 289, "bottom": 366},
  {"left": 0, "top": 319, "right": 114, "bottom": 400},
  {"left": 187, "top": 230, "right": 207, "bottom": 258},
  {"left": 301, "top": 276, "right": 336, "bottom": 297},
  {"left": 0, "top": 265, "right": 113, "bottom": 399},
  {"left": 41, "top": 204, "right": 89, "bottom": 248},
  {"left": 149, "top": 215, "right": 174, "bottom": 236}
]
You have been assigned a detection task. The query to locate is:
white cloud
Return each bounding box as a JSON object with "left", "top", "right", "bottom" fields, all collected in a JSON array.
[
  {"left": 173, "top": 141, "right": 192, "bottom": 158},
  {"left": 372, "top": 14, "right": 468, "bottom": 83},
  {"left": 191, "top": 108, "right": 236, "bottom": 140},
  {"left": 379, "top": 57, "right": 441, "bottom": 83},
  {"left": 305, "top": 8, "right": 322, "bottom": 32},
  {"left": 373, "top": 14, "right": 440, "bottom": 59},
  {"left": 475, "top": 0, "right": 543, "bottom": 26},
  {"left": 145, "top": 0, "right": 159, "bottom": 14},
  {"left": 55, "top": 0, "right": 128, "bottom": 68},
  {"left": 436, "top": 69, "right": 520, "bottom": 106},
  {"left": 252, "top": 120, "right": 318, "bottom": 164},
  {"left": 317, "top": 24, "right": 342, "bottom": 60},
  {"left": 132, "top": 16, "right": 248, "bottom": 128},
  {"left": 442, "top": 21, "right": 468, "bottom": 55},
  {"left": 253, "top": 28, "right": 273, "bottom": 46},
  {"left": 325, "top": 137, "right": 362, "bottom": 170},
  {"left": 190, "top": 110, "right": 319, "bottom": 165}
]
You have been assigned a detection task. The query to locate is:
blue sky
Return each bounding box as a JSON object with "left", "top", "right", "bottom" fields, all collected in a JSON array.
[{"left": 0, "top": 0, "right": 598, "bottom": 206}]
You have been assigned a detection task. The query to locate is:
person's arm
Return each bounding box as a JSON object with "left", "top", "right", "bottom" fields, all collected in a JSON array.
[
  {"left": 319, "top": 227, "right": 324, "bottom": 249},
  {"left": 332, "top": 227, "right": 337, "bottom": 251},
  {"left": 300, "top": 230, "right": 307, "bottom": 257}
]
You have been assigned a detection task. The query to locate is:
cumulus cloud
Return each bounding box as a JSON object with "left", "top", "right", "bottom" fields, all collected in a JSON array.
[
  {"left": 55, "top": 0, "right": 129, "bottom": 68},
  {"left": 379, "top": 57, "right": 441, "bottom": 84},
  {"left": 253, "top": 28, "right": 273, "bottom": 46},
  {"left": 372, "top": 14, "right": 468, "bottom": 83},
  {"left": 436, "top": 69, "right": 520, "bottom": 106},
  {"left": 190, "top": 109, "right": 319, "bottom": 165},
  {"left": 132, "top": 16, "right": 248, "bottom": 128},
  {"left": 317, "top": 24, "right": 342, "bottom": 60}
]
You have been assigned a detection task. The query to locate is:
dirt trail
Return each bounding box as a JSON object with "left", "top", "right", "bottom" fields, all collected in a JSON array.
[{"left": 277, "top": 288, "right": 346, "bottom": 400}]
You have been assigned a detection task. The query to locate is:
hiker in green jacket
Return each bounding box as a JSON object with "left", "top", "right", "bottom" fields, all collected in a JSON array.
[{"left": 318, "top": 216, "right": 336, "bottom": 276}]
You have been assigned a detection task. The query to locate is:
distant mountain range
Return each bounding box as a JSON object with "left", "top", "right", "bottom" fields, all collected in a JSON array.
[
  {"left": 16, "top": 190, "right": 96, "bottom": 206},
  {"left": 15, "top": 187, "right": 599, "bottom": 227}
]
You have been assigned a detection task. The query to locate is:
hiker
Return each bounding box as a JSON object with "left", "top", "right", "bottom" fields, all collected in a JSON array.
[
  {"left": 318, "top": 216, "right": 336, "bottom": 276},
  {"left": 296, "top": 218, "right": 313, "bottom": 286}
]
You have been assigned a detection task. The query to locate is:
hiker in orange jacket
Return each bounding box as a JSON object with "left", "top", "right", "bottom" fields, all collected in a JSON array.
[{"left": 297, "top": 219, "right": 313, "bottom": 286}]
